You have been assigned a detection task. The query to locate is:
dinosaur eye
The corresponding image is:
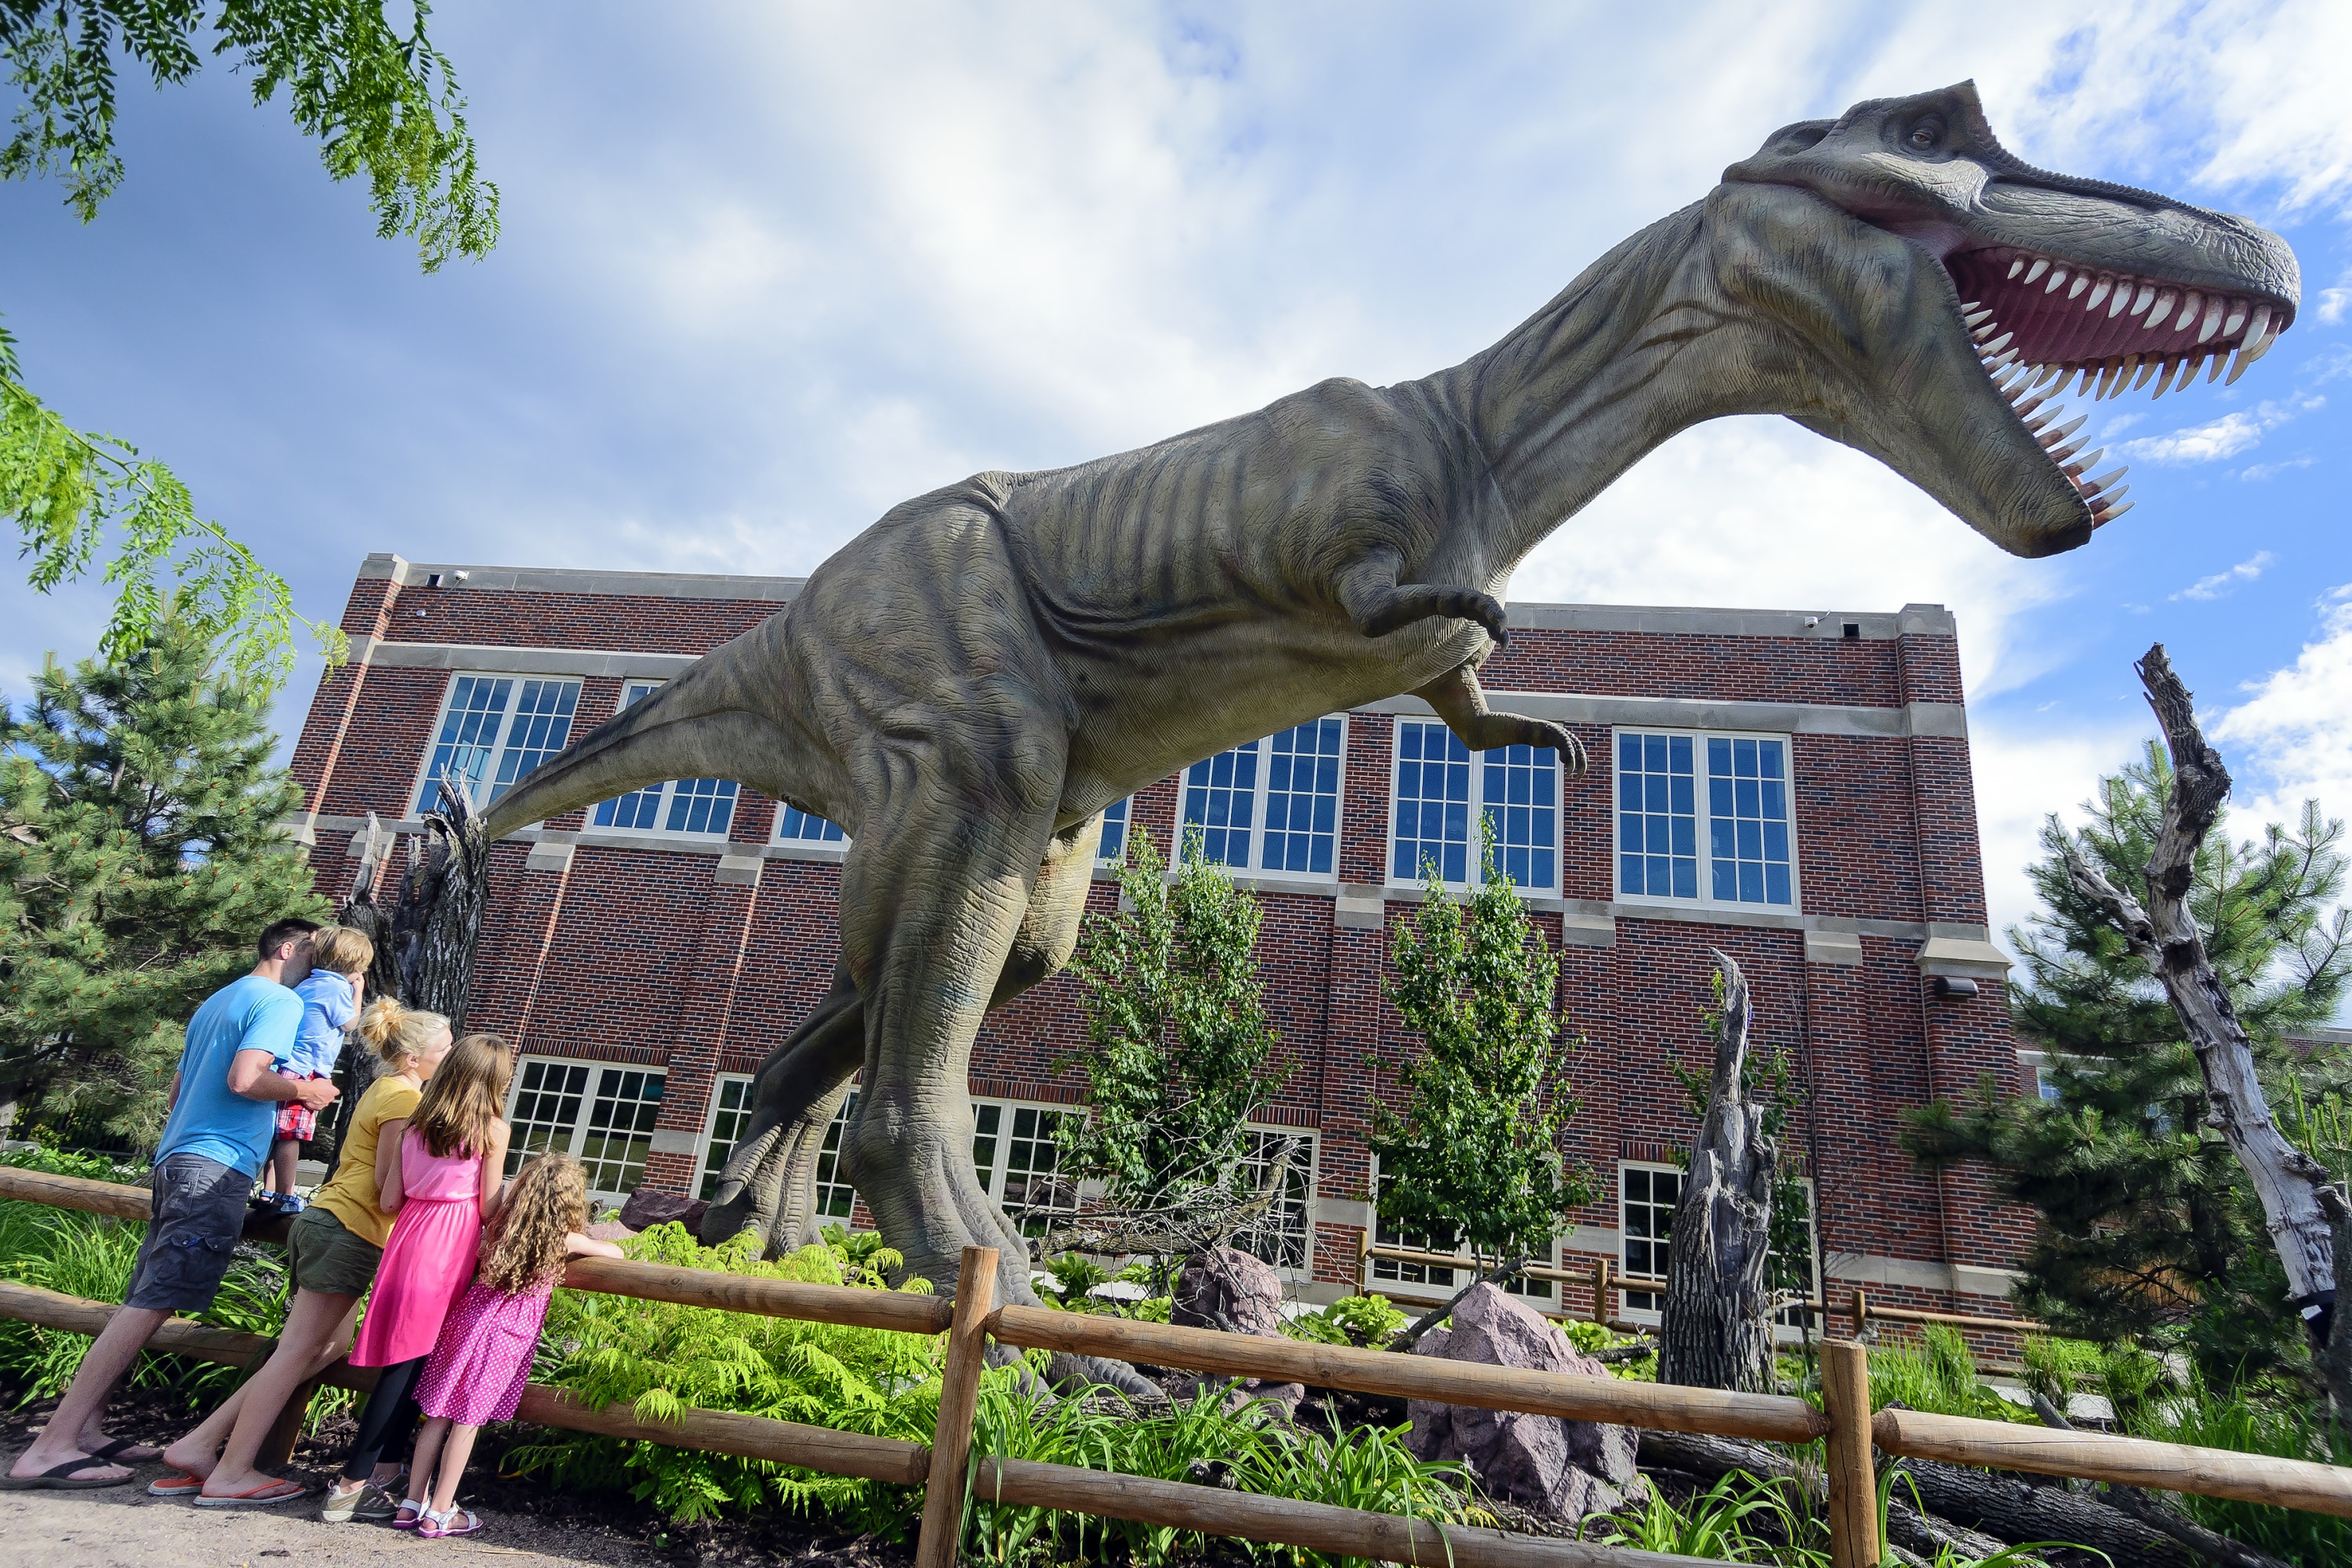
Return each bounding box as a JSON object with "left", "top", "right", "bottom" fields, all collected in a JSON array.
[{"left": 1906, "top": 120, "right": 1943, "bottom": 151}]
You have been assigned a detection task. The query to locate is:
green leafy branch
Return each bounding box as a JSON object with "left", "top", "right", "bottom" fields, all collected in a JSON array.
[
  {"left": 2, "top": 361, "right": 346, "bottom": 689},
  {"left": 2, "top": 0, "right": 498, "bottom": 270}
]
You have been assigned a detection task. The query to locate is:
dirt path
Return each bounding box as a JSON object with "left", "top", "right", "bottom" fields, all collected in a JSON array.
[{"left": 3, "top": 1473, "right": 656, "bottom": 1568}]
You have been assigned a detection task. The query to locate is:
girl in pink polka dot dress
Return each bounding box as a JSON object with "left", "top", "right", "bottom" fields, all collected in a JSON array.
[{"left": 406, "top": 1153, "right": 622, "bottom": 1538}]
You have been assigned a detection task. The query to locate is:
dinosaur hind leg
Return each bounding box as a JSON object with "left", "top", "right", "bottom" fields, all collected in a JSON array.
[{"left": 699, "top": 809, "right": 1107, "bottom": 1259}]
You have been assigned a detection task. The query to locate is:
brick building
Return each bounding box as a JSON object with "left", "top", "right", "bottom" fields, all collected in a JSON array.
[{"left": 289, "top": 553, "right": 2031, "bottom": 1333}]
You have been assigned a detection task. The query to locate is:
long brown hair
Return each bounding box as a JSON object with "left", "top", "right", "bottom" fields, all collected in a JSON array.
[
  {"left": 408, "top": 1033, "right": 512, "bottom": 1159},
  {"left": 477, "top": 1153, "right": 589, "bottom": 1294},
  {"left": 355, "top": 996, "right": 448, "bottom": 1070}
]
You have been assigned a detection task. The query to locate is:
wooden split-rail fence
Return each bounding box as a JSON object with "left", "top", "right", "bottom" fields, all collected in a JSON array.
[{"left": 3, "top": 1167, "right": 2350, "bottom": 1568}]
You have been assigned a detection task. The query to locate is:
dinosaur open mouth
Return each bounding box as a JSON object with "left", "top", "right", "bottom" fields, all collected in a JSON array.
[{"left": 1942, "top": 246, "right": 2291, "bottom": 531}]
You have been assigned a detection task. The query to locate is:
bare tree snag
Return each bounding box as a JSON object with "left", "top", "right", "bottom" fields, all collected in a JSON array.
[
  {"left": 1659, "top": 951, "right": 1777, "bottom": 1392},
  {"left": 2060, "top": 644, "right": 2350, "bottom": 1412}
]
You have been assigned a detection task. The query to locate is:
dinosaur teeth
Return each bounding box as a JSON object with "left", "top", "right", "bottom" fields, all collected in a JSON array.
[
  {"left": 2067, "top": 273, "right": 2090, "bottom": 300},
  {"left": 2045, "top": 267, "right": 2071, "bottom": 294},
  {"left": 2024, "top": 259, "right": 2049, "bottom": 284},
  {"left": 2040, "top": 414, "right": 2088, "bottom": 446},
  {"left": 2130, "top": 358, "right": 2158, "bottom": 390},
  {"left": 2083, "top": 466, "right": 2126, "bottom": 492},
  {"left": 2009, "top": 259, "right": 2027, "bottom": 281},
  {"left": 2223, "top": 303, "right": 2247, "bottom": 338},
  {"left": 2145, "top": 289, "right": 2177, "bottom": 332},
  {"left": 2197, "top": 296, "right": 2225, "bottom": 343},
  {"left": 2091, "top": 499, "right": 2134, "bottom": 527},
  {"left": 2085, "top": 277, "right": 2112, "bottom": 310},
  {"left": 2151, "top": 356, "right": 2182, "bottom": 398}
]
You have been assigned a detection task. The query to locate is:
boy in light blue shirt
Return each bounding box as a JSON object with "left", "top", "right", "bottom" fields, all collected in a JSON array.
[{"left": 257, "top": 927, "right": 374, "bottom": 1213}]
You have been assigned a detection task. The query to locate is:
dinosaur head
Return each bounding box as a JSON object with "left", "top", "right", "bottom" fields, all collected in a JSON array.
[{"left": 1718, "top": 81, "right": 2297, "bottom": 557}]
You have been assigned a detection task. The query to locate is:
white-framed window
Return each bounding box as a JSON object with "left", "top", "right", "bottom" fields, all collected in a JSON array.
[
  {"left": 506, "top": 1057, "right": 667, "bottom": 1205},
  {"left": 589, "top": 681, "right": 740, "bottom": 837},
  {"left": 776, "top": 803, "right": 847, "bottom": 844},
  {"left": 416, "top": 673, "right": 583, "bottom": 814},
  {"left": 1617, "top": 1161, "right": 1818, "bottom": 1329},
  {"left": 1388, "top": 720, "right": 1559, "bottom": 890},
  {"left": 971, "top": 1100, "right": 1077, "bottom": 1236},
  {"left": 1618, "top": 1161, "right": 1681, "bottom": 1321},
  {"left": 1180, "top": 717, "right": 1346, "bottom": 877},
  {"left": 1370, "top": 1164, "right": 1557, "bottom": 1300},
  {"left": 1233, "top": 1128, "right": 1316, "bottom": 1273},
  {"left": 696, "top": 1074, "right": 754, "bottom": 1202},
  {"left": 1098, "top": 797, "right": 1131, "bottom": 863},
  {"left": 1615, "top": 730, "right": 1797, "bottom": 909}
]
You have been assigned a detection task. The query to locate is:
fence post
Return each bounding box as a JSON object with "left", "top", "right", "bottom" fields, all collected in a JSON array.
[
  {"left": 1823, "top": 1338, "right": 1880, "bottom": 1568},
  {"left": 914, "top": 1244, "right": 998, "bottom": 1568},
  {"left": 1592, "top": 1257, "right": 1610, "bottom": 1325}
]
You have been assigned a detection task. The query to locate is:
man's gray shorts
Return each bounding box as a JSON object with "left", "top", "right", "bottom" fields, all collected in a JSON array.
[{"left": 125, "top": 1153, "right": 254, "bottom": 1313}]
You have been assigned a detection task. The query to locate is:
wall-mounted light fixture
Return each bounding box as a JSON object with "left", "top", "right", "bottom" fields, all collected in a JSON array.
[{"left": 1930, "top": 975, "right": 1980, "bottom": 1000}]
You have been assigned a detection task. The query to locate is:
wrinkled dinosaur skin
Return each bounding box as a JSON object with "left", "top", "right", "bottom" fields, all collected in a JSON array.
[{"left": 473, "top": 84, "right": 2297, "bottom": 1337}]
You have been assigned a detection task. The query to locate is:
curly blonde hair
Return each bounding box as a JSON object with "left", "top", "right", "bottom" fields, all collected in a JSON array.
[{"left": 478, "top": 1152, "right": 590, "bottom": 1294}]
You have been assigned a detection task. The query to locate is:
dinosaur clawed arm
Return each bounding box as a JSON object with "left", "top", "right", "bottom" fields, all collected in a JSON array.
[
  {"left": 1335, "top": 549, "right": 1509, "bottom": 649},
  {"left": 1413, "top": 662, "right": 1589, "bottom": 775}
]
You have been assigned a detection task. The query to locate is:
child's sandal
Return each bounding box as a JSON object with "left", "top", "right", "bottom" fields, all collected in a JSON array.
[
  {"left": 391, "top": 1497, "right": 429, "bottom": 1529},
  {"left": 419, "top": 1506, "right": 483, "bottom": 1538}
]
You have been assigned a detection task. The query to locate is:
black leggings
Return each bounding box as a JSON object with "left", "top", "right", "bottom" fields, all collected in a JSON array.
[{"left": 341, "top": 1356, "right": 426, "bottom": 1483}]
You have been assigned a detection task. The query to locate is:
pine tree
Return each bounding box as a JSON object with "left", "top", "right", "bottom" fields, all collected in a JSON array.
[
  {"left": 1904, "top": 742, "right": 2352, "bottom": 1385},
  {"left": 1055, "top": 827, "right": 1290, "bottom": 1278},
  {"left": 0, "top": 618, "right": 328, "bottom": 1151},
  {"left": 1370, "top": 826, "right": 1595, "bottom": 1308}
]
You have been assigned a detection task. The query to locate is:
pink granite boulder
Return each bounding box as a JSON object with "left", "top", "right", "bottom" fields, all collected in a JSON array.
[
  {"left": 1405, "top": 1283, "right": 1642, "bottom": 1519},
  {"left": 1173, "top": 1246, "right": 1304, "bottom": 1413}
]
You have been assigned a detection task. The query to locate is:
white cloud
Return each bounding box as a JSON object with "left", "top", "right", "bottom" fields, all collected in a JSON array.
[
  {"left": 2172, "top": 550, "right": 2275, "bottom": 601},
  {"left": 2121, "top": 397, "right": 2321, "bottom": 464},
  {"left": 2212, "top": 586, "right": 2352, "bottom": 830},
  {"left": 1972, "top": 713, "right": 2153, "bottom": 954},
  {"left": 2320, "top": 287, "right": 2350, "bottom": 327},
  {"left": 2241, "top": 457, "right": 2316, "bottom": 481}
]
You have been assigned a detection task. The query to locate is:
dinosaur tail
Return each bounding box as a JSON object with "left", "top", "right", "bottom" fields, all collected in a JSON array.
[{"left": 474, "top": 612, "right": 813, "bottom": 842}]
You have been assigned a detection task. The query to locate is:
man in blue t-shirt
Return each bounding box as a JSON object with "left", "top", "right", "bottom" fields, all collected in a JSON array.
[{"left": 5, "top": 917, "right": 339, "bottom": 1492}]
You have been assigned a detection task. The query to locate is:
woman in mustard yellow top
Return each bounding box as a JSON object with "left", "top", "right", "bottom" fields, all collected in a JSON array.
[{"left": 154, "top": 999, "right": 455, "bottom": 1513}]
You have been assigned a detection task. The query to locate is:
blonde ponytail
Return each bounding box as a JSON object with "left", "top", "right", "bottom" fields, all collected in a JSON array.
[{"left": 356, "top": 996, "right": 449, "bottom": 1069}]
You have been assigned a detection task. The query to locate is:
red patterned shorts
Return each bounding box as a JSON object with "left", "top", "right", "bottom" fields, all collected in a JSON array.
[{"left": 276, "top": 1076, "right": 321, "bottom": 1142}]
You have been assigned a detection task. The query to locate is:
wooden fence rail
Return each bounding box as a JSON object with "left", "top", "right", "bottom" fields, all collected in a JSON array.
[{"left": 9, "top": 1164, "right": 2352, "bottom": 1568}]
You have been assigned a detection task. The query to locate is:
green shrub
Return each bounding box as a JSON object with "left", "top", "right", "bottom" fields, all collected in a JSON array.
[
  {"left": 1283, "top": 1294, "right": 1406, "bottom": 1349},
  {"left": 510, "top": 1221, "right": 949, "bottom": 1527},
  {"left": 2121, "top": 1374, "right": 2352, "bottom": 1568},
  {"left": 965, "top": 1377, "right": 1472, "bottom": 1568},
  {"left": 2017, "top": 1333, "right": 2103, "bottom": 1410},
  {"left": 1867, "top": 1326, "right": 2021, "bottom": 1423}
]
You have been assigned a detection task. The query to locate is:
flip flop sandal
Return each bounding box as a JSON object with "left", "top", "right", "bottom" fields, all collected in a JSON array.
[
  {"left": 147, "top": 1471, "right": 206, "bottom": 1498},
  {"left": 194, "top": 1478, "right": 309, "bottom": 1509},
  {"left": 0, "top": 1457, "right": 134, "bottom": 1490},
  {"left": 419, "top": 1507, "right": 484, "bottom": 1538},
  {"left": 86, "top": 1437, "right": 162, "bottom": 1464}
]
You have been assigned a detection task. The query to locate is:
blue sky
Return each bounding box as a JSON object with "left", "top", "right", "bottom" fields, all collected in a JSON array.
[{"left": 2, "top": 1, "right": 2347, "bottom": 952}]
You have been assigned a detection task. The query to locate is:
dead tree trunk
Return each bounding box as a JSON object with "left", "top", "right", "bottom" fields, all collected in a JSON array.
[
  {"left": 1658, "top": 950, "right": 1777, "bottom": 1393},
  {"left": 2060, "top": 644, "right": 2350, "bottom": 1415}
]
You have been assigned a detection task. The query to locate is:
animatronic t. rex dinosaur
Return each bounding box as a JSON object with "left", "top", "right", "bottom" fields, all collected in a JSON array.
[{"left": 466, "top": 82, "right": 2298, "bottom": 1329}]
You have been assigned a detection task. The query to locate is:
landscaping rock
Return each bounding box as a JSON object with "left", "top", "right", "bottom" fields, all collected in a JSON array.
[
  {"left": 1172, "top": 1246, "right": 1304, "bottom": 1413},
  {"left": 619, "top": 1187, "right": 708, "bottom": 1233},
  {"left": 585, "top": 1220, "right": 637, "bottom": 1242},
  {"left": 1404, "top": 1283, "right": 1642, "bottom": 1519}
]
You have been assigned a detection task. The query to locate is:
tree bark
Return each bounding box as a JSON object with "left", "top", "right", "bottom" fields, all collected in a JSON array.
[
  {"left": 1658, "top": 951, "right": 1777, "bottom": 1392},
  {"left": 2059, "top": 645, "right": 2349, "bottom": 1413},
  {"left": 372, "top": 784, "right": 492, "bottom": 1029}
]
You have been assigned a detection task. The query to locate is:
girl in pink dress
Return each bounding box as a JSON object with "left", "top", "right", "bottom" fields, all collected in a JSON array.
[
  {"left": 338, "top": 1033, "right": 514, "bottom": 1527},
  {"left": 408, "top": 1152, "right": 622, "bottom": 1538}
]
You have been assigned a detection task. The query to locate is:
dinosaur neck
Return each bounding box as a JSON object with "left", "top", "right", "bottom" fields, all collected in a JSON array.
[{"left": 1419, "top": 199, "right": 1753, "bottom": 578}]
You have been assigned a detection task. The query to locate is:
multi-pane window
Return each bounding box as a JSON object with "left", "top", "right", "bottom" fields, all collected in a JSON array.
[
  {"left": 1181, "top": 717, "right": 1345, "bottom": 875},
  {"left": 1774, "top": 1180, "right": 1820, "bottom": 1330},
  {"left": 1370, "top": 1166, "right": 1554, "bottom": 1300},
  {"left": 590, "top": 683, "right": 739, "bottom": 836},
  {"left": 777, "top": 804, "right": 847, "bottom": 844},
  {"left": 971, "top": 1101, "right": 1075, "bottom": 1236},
  {"left": 1233, "top": 1130, "right": 1316, "bottom": 1272},
  {"left": 416, "top": 675, "right": 583, "bottom": 813},
  {"left": 505, "top": 1058, "right": 667, "bottom": 1205},
  {"left": 1616, "top": 731, "right": 1795, "bottom": 908},
  {"left": 1098, "top": 797, "right": 1131, "bottom": 862},
  {"left": 1389, "top": 720, "right": 1559, "bottom": 889},
  {"left": 697, "top": 1075, "right": 753, "bottom": 1202},
  {"left": 1619, "top": 1163, "right": 1682, "bottom": 1319}
]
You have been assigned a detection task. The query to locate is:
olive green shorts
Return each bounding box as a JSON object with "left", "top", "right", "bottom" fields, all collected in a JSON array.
[{"left": 286, "top": 1203, "right": 382, "bottom": 1298}]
